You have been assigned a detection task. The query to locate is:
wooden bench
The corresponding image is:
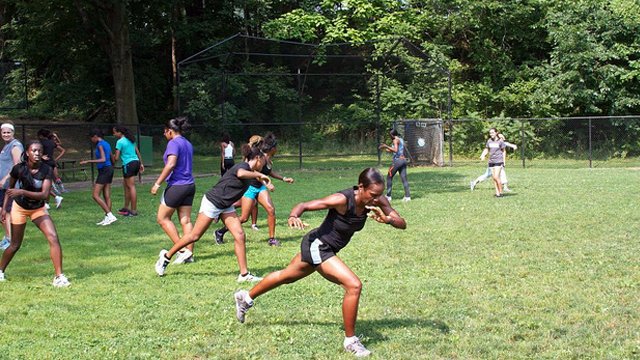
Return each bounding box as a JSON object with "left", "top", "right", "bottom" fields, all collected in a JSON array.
[{"left": 57, "top": 160, "right": 89, "bottom": 181}]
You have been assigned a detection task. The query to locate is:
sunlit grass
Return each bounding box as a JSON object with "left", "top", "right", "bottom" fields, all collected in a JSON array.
[{"left": 1, "top": 162, "right": 639, "bottom": 359}]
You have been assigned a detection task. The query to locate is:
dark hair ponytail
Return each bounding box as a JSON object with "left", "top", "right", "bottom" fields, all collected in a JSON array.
[
  {"left": 358, "top": 167, "right": 384, "bottom": 188},
  {"left": 18, "top": 140, "right": 44, "bottom": 189},
  {"left": 114, "top": 125, "right": 136, "bottom": 143},
  {"left": 241, "top": 143, "right": 264, "bottom": 161},
  {"left": 166, "top": 116, "right": 190, "bottom": 133},
  {"left": 260, "top": 132, "right": 277, "bottom": 153},
  {"left": 89, "top": 128, "right": 104, "bottom": 138}
]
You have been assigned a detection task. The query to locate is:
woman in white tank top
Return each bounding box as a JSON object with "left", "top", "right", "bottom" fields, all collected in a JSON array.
[{"left": 220, "top": 132, "right": 235, "bottom": 176}]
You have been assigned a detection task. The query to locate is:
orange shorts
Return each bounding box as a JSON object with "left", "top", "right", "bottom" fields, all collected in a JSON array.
[{"left": 10, "top": 201, "right": 49, "bottom": 225}]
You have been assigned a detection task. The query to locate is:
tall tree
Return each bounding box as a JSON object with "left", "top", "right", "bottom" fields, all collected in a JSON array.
[{"left": 74, "top": 0, "right": 138, "bottom": 124}]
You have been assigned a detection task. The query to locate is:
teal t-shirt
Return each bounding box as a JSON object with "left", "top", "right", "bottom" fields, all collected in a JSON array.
[{"left": 116, "top": 137, "right": 139, "bottom": 165}]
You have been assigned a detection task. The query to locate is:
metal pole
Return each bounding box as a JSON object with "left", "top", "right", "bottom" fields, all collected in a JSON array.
[
  {"left": 447, "top": 72, "right": 453, "bottom": 167},
  {"left": 588, "top": 118, "right": 592, "bottom": 168},
  {"left": 221, "top": 71, "right": 227, "bottom": 125},
  {"left": 376, "top": 74, "right": 382, "bottom": 166},
  {"left": 520, "top": 120, "right": 526, "bottom": 168},
  {"left": 23, "top": 62, "right": 28, "bottom": 110},
  {"left": 297, "top": 68, "right": 302, "bottom": 169}
]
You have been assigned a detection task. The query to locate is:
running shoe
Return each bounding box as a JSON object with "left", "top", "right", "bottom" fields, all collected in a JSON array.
[
  {"left": 402, "top": 197, "right": 411, "bottom": 202},
  {"left": 128, "top": 210, "right": 138, "bottom": 216},
  {"left": 214, "top": 229, "right": 225, "bottom": 244},
  {"left": 251, "top": 224, "right": 260, "bottom": 231},
  {"left": 101, "top": 215, "right": 117, "bottom": 226},
  {"left": 55, "top": 196, "right": 64, "bottom": 209},
  {"left": 502, "top": 186, "right": 512, "bottom": 192},
  {"left": 237, "top": 272, "right": 262, "bottom": 283},
  {"left": 118, "top": 208, "right": 130, "bottom": 215},
  {"left": 470, "top": 180, "right": 476, "bottom": 191},
  {"left": 0, "top": 236, "right": 10, "bottom": 250},
  {"left": 52, "top": 274, "right": 71, "bottom": 287},
  {"left": 344, "top": 337, "right": 371, "bottom": 357},
  {"left": 267, "top": 238, "right": 281, "bottom": 247},
  {"left": 0, "top": 269, "right": 5, "bottom": 281},
  {"left": 385, "top": 195, "right": 392, "bottom": 202},
  {"left": 234, "top": 290, "right": 254, "bottom": 323},
  {"left": 45, "top": 203, "right": 50, "bottom": 210},
  {"left": 96, "top": 216, "right": 108, "bottom": 226},
  {"left": 155, "top": 250, "right": 170, "bottom": 276},
  {"left": 173, "top": 249, "right": 193, "bottom": 264}
]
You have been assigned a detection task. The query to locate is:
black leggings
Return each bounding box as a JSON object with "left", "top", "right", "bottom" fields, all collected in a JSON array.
[{"left": 386, "top": 158, "right": 410, "bottom": 198}]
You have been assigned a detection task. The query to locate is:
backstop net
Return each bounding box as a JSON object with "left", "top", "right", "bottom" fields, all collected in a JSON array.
[{"left": 395, "top": 119, "right": 444, "bottom": 166}]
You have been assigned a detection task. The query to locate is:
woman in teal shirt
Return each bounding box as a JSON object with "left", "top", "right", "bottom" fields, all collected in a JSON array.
[{"left": 113, "top": 126, "right": 144, "bottom": 216}]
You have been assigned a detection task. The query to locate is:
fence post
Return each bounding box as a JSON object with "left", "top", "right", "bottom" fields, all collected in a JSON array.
[
  {"left": 521, "top": 120, "right": 526, "bottom": 168},
  {"left": 589, "top": 117, "right": 592, "bottom": 169},
  {"left": 297, "top": 68, "right": 303, "bottom": 170},
  {"left": 375, "top": 74, "right": 381, "bottom": 166}
]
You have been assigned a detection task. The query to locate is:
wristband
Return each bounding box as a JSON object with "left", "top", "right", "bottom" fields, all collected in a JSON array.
[
  {"left": 153, "top": 183, "right": 161, "bottom": 188},
  {"left": 289, "top": 215, "right": 298, "bottom": 219},
  {"left": 386, "top": 216, "right": 394, "bottom": 225}
]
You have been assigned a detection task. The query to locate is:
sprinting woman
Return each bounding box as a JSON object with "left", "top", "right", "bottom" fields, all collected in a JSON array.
[
  {"left": 0, "top": 141, "right": 70, "bottom": 287},
  {"left": 234, "top": 167, "right": 406, "bottom": 357},
  {"left": 37, "top": 129, "right": 65, "bottom": 209},
  {"left": 80, "top": 129, "right": 117, "bottom": 226},
  {"left": 0, "top": 123, "right": 23, "bottom": 249},
  {"left": 113, "top": 126, "right": 144, "bottom": 216},
  {"left": 214, "top": 132, "right": 294, "bottom": 247},
  {"left": 479, "top": 128, "right": 506, "bottom": 197},
  {"left": 470, "top": 132, "right": 517, "bottom": 192},
  {"left": 155, "top": 144, "right": 272, "bottom": 282},
  {"left": 220, "top": 132, "right": 235, "bottom": 176},
  {"left": 379, "top": 129, "right": 411, "bottom": 202},
  {"left": 151, "top": 117, "right": 195, "bottom": 265}
]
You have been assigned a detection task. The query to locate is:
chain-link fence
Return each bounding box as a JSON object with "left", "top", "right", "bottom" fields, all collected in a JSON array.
[{"left": 7, "top": 115, "right": 640, "bottom": 183}]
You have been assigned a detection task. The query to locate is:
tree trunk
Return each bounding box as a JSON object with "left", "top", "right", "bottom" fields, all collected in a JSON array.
[{"left": 75, "top": 0, "right": 138, "bottom": 125}]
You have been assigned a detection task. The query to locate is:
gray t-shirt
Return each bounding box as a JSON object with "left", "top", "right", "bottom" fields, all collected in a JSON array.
[
  {"left": 486, "top": 139, "right": 506, "bottom": 164},
  {"left": 0, "top": 138, "right": 24, "bottom": 188}
]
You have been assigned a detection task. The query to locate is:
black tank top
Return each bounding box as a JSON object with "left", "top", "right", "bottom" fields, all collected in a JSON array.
[
  {"left": 248, "top": 161, "right": 272, "bottom": 188},
  {"left": 10, "top": 162, "right": 53, "bottom": 209},
  {"left": 306, "top": 187, "right": 370, "bottom": 253}
]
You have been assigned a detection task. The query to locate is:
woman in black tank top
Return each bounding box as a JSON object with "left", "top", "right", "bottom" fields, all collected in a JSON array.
[{"left": 234, "top": 168, "right": 406, "bottom": 357}]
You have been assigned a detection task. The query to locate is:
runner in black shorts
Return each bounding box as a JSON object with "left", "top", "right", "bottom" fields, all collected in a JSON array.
[
  {"left": 81, "top": 129, "right": 117, "bottom": 226},
  {"left": 151, "top": 116, "right": 197, "bottom": 264},
  {"left": 234, "top": 168, "right": 406, "bottom": 357}
]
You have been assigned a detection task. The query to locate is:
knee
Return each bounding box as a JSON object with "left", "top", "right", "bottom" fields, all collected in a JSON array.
[
  {"left": 345, "top": 278, "right": 362, "bottom": 295},
  {"left": 179, "top": 216, "right": 191, "bottom": 227},
  {"left": 156, "top": 216, "right": 168, "bottom": 226},
  {"left": 232, "top": 230, "right": 246, "bottom": 243},
  {"left": 265, "top": 205, "right": 275, "bottom": 217}
]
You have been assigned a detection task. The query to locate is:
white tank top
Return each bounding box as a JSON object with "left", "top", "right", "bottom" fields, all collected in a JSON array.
[{"left": 223, "top": 142, "right": 234, "bottom": 158}]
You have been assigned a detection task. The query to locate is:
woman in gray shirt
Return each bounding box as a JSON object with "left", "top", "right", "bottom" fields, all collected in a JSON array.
[
  {"left": 0, "top": 123, "right": 23, "bottom": 249},
  {"left": 480, "top": 128, "right": 506, "bottom": 197}
]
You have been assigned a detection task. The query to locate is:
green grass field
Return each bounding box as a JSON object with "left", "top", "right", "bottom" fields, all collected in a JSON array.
[{"left": 1, "top": 162, "right": 639, "bottom": 359}]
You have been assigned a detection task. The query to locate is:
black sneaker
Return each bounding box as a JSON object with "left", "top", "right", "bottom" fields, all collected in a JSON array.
[{"left": 214, "top": 229, "right": 225, "bottom": 244}]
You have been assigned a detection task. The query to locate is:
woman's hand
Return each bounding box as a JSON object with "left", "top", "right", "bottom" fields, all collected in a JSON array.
[
  {"left": 151, "top": 183, "right": 161, "bottom": 195},
  {"left": 282, "top": 176, "right": 294, "bottom": 184},
  {"left": 288, "top": 216, "right": 309, "bottom": 230},
  {"left": 6, "top": 188, "right": 23, "bottom": 197},
  {"left": 365, "top": 205, "right": 388, "bottom": 224},
  {"left": 139, "top": 164, "right": 145, "bottom": 173}
]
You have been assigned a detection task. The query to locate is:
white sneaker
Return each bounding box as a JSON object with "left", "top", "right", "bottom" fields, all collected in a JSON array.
[
  {"left": 237, "top": 272, "right": 262, "bottom": 283},
  {"left": 155, "top": 250, "right": 170, "bottom": 276},
  {"left": 45, "top": 203, "right": 50, "bottom": 210},
  {"left": 55, "top": 196, "right": 64, "bottom": 209},
  {"left": 52, "top": 274, "right": 71, "bottom": 287},
  {"left": 101, "top": 215, "right": 117, "bottom": 226},
  {"left": 0, "top": 236, "right": 10, "bottom": 250},
  {"left": 250, "top": 224, "right": 259, "bottom": 231},
  {"left": 344, "top": 337, "right": 371, "bottom": 357},
  {"left": 402, "top": 197, "right": 411, "bottom": 202},
  {"left": 173, "top": 249, "right": 193, "bottom": 264},
  {"left": 385, "top": 195, "right": 392, "bottom": 202},
  {"left": 234, "top": 290, "right": 253, "bottom": 323},
  {"left": 0, "top": 269, "right": 5, "bottom": 281},
  {"left": 502, "top": 186, "right": 512, "bottom": 192},
  {"left": 96, "top": 216, "right": 108, "bottom": 226},
  {"left": 470, "top": 180, "right": 476, "bottom": 191}
]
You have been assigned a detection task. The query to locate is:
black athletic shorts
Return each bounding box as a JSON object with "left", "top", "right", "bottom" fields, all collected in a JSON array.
[
  {"left": 161, "top": 183, "right": 196, "bottom": 208},
  {"left": 96, "top": 166, "right": 114, "bottom": 185},
  {"left": 488, "top": 162, "right": 504, "bottom": 168},
  {"left": 0, "top": 189, "right": 13, "bottom": 212},
  {"left": 122, "top": 160, "right": 140, "bottom": 178},
  {"left": 300, "top": 233, "right": 336, "bottom": 266}
]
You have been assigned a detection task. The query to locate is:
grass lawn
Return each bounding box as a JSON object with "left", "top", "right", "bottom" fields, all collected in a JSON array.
[{"left": 0, "top": 161, "right": 639, "bottom": 359}]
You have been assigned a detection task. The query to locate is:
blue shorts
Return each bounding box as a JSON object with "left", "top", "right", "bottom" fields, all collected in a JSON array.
[{"left": 243, "top": 184, "right": 267, "bottom": 200}]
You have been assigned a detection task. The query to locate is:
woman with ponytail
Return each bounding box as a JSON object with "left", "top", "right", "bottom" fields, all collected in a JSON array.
[
  {"left": 113, "top": 125, "right": 144, "bottom": 216},
  {"left": 155, "top": 143, "right": 272, "bottom": 282}
]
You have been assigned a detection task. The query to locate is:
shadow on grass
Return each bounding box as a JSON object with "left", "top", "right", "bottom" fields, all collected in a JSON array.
[
  {"left": 254, "top": 317, "right": 450, "bottom": 344},
  {"left": 402, "top": 168, "right": 466, "bottom": 196}
]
